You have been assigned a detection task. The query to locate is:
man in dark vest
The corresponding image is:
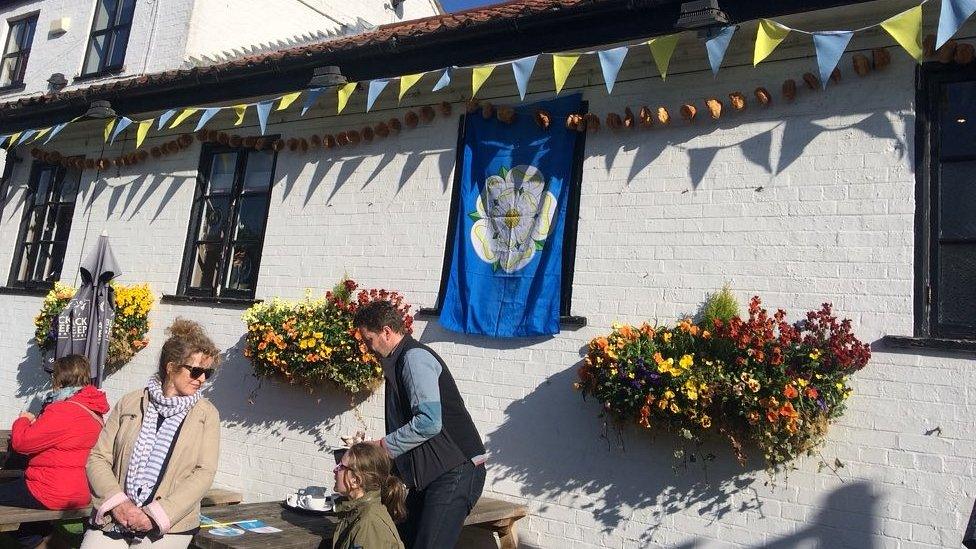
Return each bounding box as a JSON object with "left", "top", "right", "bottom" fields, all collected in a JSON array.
[{"left": 353, "top": 300, "right": 486, "bottom": 549}]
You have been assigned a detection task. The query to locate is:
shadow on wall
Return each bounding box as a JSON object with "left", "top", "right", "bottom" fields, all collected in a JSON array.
[
  {"left": 83, "top": 173, "right": 192, "bottom": 223},
  {"left": 483, "top": 364, "right": 767, "bottom": 545},
  {"left": 669, "top": 481, "right": 880, "bottom": 549},
  {"left": 15, "top": 341, "right": 48, "bottom": 410},
  {"left": 618, "top": 106, "right": 906, "bottom": 189},
  {"left": 202, "top": 335, "right": 355, "bottom": 451}
]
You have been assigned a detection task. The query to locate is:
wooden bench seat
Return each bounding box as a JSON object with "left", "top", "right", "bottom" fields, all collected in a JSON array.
[
  {"left": 463, "top": 496, "right": 528, "bottom": 549},
  {"left": 0, "top": 487, "right": 243, "bottom": 533}
]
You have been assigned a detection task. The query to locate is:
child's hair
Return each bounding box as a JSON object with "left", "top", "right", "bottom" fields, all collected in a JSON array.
[
  {"left": 51, "top": 354, "right": 91, "bottom": 390},
  {"left": 345, "top": 442, "right": 407, "bottom": 523}
]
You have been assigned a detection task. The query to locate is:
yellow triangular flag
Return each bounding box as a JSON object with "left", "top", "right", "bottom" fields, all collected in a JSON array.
[
  {"left": 277, "top": 92, "right": 301, "bottom": 111},
  {"left": 471, "top": 65, "right": 495, "bottom": 98},
  {"left": 233, "top": 105, "right": 248, "bottom": 126},
  {"left": 136, "top": 119, "right": 153, "bottom": 148},
  {"left": 648, "top": 34, "right": 681, "bottom": 79},
  {"left": 103, "top": 119, "right": 117, "bottom": 143},
  {"left": 880, "top": 5, "right": 923, "bottom": 63},
  {"left": 552, "top": 54, "right": 581, "bottom": 94},
  {"left": 7, "top": 132, "right": 21, "bottom": 147},
  {"left": 399, "top": 73, "right": 424, "bottom": 102},
  {"left": 31, "top": 127, "right": 51, "bottom": 143},
  {"left": 169, "top": 108, "right": 199, "bottom": 129},
  {"left": 337, "top": 82, "right": 357, "bottom": 114},
  {"left": 754, "top": 19, "right": 790, "bottom": 65}
]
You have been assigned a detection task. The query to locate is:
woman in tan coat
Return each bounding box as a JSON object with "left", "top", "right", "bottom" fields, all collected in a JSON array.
[{"left": 83, "top": 319, "right": 221, "bottom": 548}]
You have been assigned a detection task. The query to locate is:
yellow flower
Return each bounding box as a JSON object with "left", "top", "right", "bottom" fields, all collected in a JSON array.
[
  {"left": 662, "top": 332, "right": 672, "bottom": 343},
  {"left": 684, "top": 380, "right": 698, "bottom": 401},
  {"left": 700, "top": 416, "right": 711, "bottom": 428},
  {"left": 669, "top": 402, "right": 680, "bottom": 413},
  {"left": 627, "top": 372, "right": 635, "bottom": 379},
  {"left": 679, "top": 354, "right": 693, "bottom": 370},
  {"left": 809, "top": 349, "right": 821, "bottom": 360},
  {"left": 796, "top": 378, "right": 809, "bottom": 388},
  {"left": 313, "top": 332, "right": 324, "bottom": 339},
  {"left": 835, "top": 382, "right": 844, "bottom": 390}
]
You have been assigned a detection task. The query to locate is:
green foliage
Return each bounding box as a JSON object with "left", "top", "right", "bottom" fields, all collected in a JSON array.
[{"left": 701, "top": 284, "right": 740, "bottom": 326}]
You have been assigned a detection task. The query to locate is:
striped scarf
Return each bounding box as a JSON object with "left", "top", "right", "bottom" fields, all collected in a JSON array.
[{"left": 124, "top": 375, "right": 201, "bottom": 506}]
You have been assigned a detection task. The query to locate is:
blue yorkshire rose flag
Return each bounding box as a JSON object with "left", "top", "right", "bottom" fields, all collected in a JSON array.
[{"left": 439, "top": 94, "right": 582, "bottom": 337}]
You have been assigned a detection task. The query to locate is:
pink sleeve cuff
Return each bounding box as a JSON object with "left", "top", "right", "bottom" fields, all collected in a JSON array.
[
  {"left": 144, "top": 501, "right": 172, "bottom": 535},
  {"left": 94, "top": 492, "right": 129, "bottom": 525}
]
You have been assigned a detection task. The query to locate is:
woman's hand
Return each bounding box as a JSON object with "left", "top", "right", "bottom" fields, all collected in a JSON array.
[
  {"left": 17, "top": 411, "right": 35, "bottom": 422},
  {"left": 110, "top": 500, "right": 153, "bottom": 531},
  {"left": 110, "top": 500, "right": 137, "bottom": 529}
]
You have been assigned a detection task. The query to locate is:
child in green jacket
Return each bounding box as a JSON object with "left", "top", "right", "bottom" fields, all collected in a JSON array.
[{"left": 332, "top": 442, "right": 406, "bottom": 549}]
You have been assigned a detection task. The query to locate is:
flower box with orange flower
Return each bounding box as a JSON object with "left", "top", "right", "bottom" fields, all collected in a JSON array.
[
  {"left": 241, "top": 278, "right": 413, "bottom": 394},
  {"left": 575, "top": 294, "right": 870, "bottom": 470}
]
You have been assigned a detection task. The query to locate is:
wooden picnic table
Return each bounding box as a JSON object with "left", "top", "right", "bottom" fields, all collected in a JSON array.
[
  {"left": 193, "top": 501, "right": 335, "bottom": 549},
  {"left": 193, "top": 496, "right": 528, "bottom": 549}
]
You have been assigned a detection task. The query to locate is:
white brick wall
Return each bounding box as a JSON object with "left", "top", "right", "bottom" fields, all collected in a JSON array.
[{"left": 0, "top": 2, "right": 974, "bottom": 547}]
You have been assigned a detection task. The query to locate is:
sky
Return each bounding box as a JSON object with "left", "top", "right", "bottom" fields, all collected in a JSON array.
[{"left": 438, "top": 0, "right": 498, "bottom": 12}]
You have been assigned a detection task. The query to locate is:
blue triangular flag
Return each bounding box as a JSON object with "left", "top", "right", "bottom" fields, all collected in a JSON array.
[
  {"left": 193, "top": 107, "right": 221, "bottom": 131},
  {"left": 256, "top": 100, "right": 273, "bottom": 134},
  {"left": 597, "top": 47, "right": 628, "bottom": 94},
  {"left": 15, "top": 129, "right": 38, "bottom": 146},
  {"left": 432, "top": 67, "right": 454, "bottom": 92},
  {"left": 938, "top": 0, "right": 976, "bottom": 48},
  {"left": 301, "top": 87, "right": 324, "bottom": 116},
  {"left": 813, "top": 31, "right": 853, "bottom": 89},
  {"left": 157, "top": 109, "right": 176, "bottom": 130},
  {"left": 366, "top": 79, "right": 390, "bottom": 112},
  {"left": 705, "top": 26, "right": 737, "bottom": 76},
  {"left": 0, "top": 135, "right": 8, "bottom": 148},
  {"left": 511, "top": 55, "right": 539, "bottom": 100},
  {"left": 109, "top": 117, "right": 133, "bottom": 144},
  {"left": 44, "top": 123, "right": 68, "bottom": 144}
]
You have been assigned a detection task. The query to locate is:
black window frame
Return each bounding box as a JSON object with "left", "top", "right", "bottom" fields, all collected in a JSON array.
[
  {"left": 915, "top": 62, "right": 976, "bottom": 340},
  {"left": 80, "top": 0, "right": 135, "bottom": 77},
  {"left": 177, "top": 141, "right": 277, "bottom": 301},
  {"left": 0, "top": 13, "right": 37, "bottom": 90},
  {"left": 427, "top": 104, "right": 588, "bottom": 323},
  {"left": 8, "top": 159, "right": 82, "bottom": 292}
]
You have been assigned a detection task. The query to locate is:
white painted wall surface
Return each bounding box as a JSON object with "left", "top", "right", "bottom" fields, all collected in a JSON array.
[{"left": 0, "top": 1, "right": 973, "bottom": 547}]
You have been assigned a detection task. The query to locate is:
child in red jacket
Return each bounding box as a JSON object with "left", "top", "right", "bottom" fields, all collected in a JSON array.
[{"left": 0, "top": 354, "right": 109, "bottom": 547}]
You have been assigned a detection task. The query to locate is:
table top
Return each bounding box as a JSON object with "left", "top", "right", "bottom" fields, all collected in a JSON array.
[{"left": 193, "top": 501, "right": 336, "bottom": 549}]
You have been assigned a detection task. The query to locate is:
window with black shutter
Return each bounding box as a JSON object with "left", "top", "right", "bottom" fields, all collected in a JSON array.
[
  {"left": 9, "top": 161, "right": 81, "bottom": 290},
  {"left": 1, "top": 14, "right": 37, "bottom": 89},
  {"left": 178, "top": 143, "right": 276, "bottom": 300},
  {"left": 917, "top": 66, "right": 976, "bottom": 339},
  {"left": 81, "top": 0, "right": 135, "bottom": 76}
]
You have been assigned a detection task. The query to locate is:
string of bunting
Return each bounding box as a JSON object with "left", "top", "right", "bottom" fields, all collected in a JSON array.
[{"left": 2, "top": 0, "right": 974, "bottom": 150}]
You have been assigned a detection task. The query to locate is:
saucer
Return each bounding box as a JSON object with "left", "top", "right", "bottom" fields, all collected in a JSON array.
[{"left": 281, "top": 499, "right": 333, "bottom": 515}]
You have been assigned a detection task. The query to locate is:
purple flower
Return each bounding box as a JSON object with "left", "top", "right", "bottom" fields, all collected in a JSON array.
[{"left": 816, "top": 398, "right": 827, "bottom": 412}]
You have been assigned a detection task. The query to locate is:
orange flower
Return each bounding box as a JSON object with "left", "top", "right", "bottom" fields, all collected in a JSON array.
[
  {"left": 258, "top": 341, "right": 267, "bottom": 351},
  {"left": 653, "top": 352, "right": 665, "bottom": 365},
  {"left": 783, "top": 384, "right": 799, "bottom": 399},
  {"left": 747, "top": 411, "right": 760, "bottom": 425},
  {"left": 766, "top": 410, "right": 779, "bottom": 423},
  {"left": 779, "top": 402, "right": 797, "bottom": 418},
  {"left": 639, "top": 405, "right": 651, "bottom": 428},
  {"left": 805, "top": 387, "right": 819, "bottom": 399},
  {"left": 618, "top": 324, "right": 636, "bottom": 340}
]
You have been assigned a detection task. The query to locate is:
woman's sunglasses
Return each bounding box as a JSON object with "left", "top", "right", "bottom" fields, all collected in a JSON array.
[{"left": 180, "top": 364, "right": 215, "bottom": 380}]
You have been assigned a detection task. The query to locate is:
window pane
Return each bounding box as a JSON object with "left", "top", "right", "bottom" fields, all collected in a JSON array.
[
  {"left": 52, "top": 205, "right": 75, "bottom": 243},
  {"left": 40, "top": 205, "right": 61, "bottom": 241},
  {"left": 224, "top": 242, "right": 260, "bottom": 293},
  {"left": 243, "top": 151, "right": 274, "bottom": 191},
  {"left": 83, "top": 34, "right": 107, "bottom": 74},
  {"left": 0, "top": 57, "right": 17, "bottom": 87},
  {"left": 938, "top": 243, "right": 976, "bottom": 327},
  {"left": 93, "top": 0, "right": 119, "bottom": 30},
  {"left": 189, "top": 243, "right": 221, "bottom": 290},
  {"left": 34, "top": 169, "right": 52, "bottom": 205},
  {"left": 13, "top": 51, "right": 28, "bottom": 83},
  {"left": 939, "top": 161, "right": 976, "bottom": 239},
  {"left": 207, "top": 153, "right": 237, "bottom": 194},
  {"left": 58, "top": 170, "right": 80, "bottom": 203},
  {"left": 119, "top": 0, "right": 136, "bottom": 25},
  {"left": 941, "top": 81, "right": 976, "bottom": 159},
  {"left": 3, "top": 22, "right": 19, "bottom": 54},
  {"left": 30, "top": 242, "right": 53, "bottom": 282},
  {"left": 19, "top": 18, "right": 35, "bottom": 50},
  {"left": 24, "top": 206, "right": 48, "bottom": 243},
  {"left": 15, "top": 243, "right": 33, "bottom": 283},
  {"left": 44, "top": 241, "right": 67, "bottom": 282},
  {"left": 106, "top": 26, "right": 129, "bottom": 68},
  {"left": 233, "top": 195, "right": 269, "bottom": 241},
  {"left": 196, "top": 196, "right": 231, "bottom": 241}
]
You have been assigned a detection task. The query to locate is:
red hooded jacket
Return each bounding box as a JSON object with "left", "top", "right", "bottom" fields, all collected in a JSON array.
[{"left": 11, "top": 385, "right": 110, "bottom": 509}]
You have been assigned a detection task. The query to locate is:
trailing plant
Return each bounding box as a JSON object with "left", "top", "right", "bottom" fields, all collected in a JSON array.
[
  {"left": 242, "top": 278, "right": 413, "bottom": 393},
  {"left": 575, "top": 295, "right": 870, "bottom": 470},
  {"left": 34, "top": 282, "right": 154, "bottom": 372}
]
